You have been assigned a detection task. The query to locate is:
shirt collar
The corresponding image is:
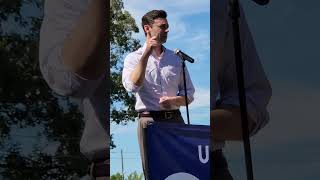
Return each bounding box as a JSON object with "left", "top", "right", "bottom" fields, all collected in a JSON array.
[{"left": 141, "top": 42, "right": 167, "bottom": 60}]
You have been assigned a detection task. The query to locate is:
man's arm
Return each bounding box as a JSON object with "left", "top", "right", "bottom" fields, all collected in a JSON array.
[
  {"left": 211, "top": 108, "right": 256, "bottom": 141},
  {"left": 211, "top": 2, "right": 272, "bottom": 141},
  {"left": 62, "top": 0, "right": 107, "bottom": 80},
  {"left": 160, "top": 65, "right": 195, "bottom": 107},
  {"left": 129, "top": 32, "right": 159, "bottom": 86},
  {"left": 129, "top": 49, "right": 151, "bottom": 86},
  {"left": 39, "top": 0, "right": 107, "bottom": 97},
  {"left": 159, "top": 96, "right": 190, "bottom": 108}
]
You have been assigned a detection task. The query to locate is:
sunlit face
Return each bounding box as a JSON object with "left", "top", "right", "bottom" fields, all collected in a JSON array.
[{"left": 148, "top": 18, "right": 169, "bottom": 44}]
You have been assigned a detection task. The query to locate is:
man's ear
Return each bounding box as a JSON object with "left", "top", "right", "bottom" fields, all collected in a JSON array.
[{"left": 143, "top": 25, "right": 151, "bottom": 33}]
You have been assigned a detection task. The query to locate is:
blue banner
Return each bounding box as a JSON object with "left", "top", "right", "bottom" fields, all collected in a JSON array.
[{"left": 145, "top": 122, "right": 210, "bottom": 180}]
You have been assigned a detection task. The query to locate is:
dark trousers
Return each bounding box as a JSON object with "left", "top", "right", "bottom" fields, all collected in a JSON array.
[{"left": 212, "top": 149, "right": 234, "bottom": 180}]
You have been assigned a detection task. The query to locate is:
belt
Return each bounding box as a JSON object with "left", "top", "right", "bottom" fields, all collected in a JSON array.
[{"left": 138, "top": 110, "right": 181, "bottom": 120}]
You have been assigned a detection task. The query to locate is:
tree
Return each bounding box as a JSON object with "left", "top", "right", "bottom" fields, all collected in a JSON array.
[
  {"left": 110, "top": 0, "right": 140, "bottom": 125},
  {"left": 0, "top": 0, "right": 139, "bottom": 178},
  {"left": 127, "top": 171, "right": 144, "bottom": 180},
  {"left": 0, "top": 0, "right": 89, "bottom": 176},
  {"left": 111, "top": 171, "right": 144, "bottom": 180},
  {"left": 110, "top": 172, "right": 123, "bottom": 180}
]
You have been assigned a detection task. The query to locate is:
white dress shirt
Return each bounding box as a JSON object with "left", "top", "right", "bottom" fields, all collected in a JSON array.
[
  {"left": 212, "top": 1, "right": 272, "bottom": 149},
  {"left": 122, "top": 43, "right": 195, "bottom": 112},
  {"left": 39, "top": 0, "right": 109, "bottom": 161}
]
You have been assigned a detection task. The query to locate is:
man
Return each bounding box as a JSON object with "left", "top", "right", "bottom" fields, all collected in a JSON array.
[
  {"left": 122, "top": 10, "right": 195, "bottom": 178},
  {"left": 39, "top": 0, "right": 109, "bottom": 179},
  {"left": 211, "top": 1, "right": 272, "bottom": 179}
]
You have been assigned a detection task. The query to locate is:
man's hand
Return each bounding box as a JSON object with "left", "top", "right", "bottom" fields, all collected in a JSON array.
[
  {"left": 211, "top": 108, "right": 256, "bottom": 141},
  {"left": 145, "top": 31, "right": 161, "bottom": 54},
  {"left": 159, "top": 96, "right": 176, "bottom": 109},
  {"left": 159, "top": 96, "right": 190, "bottom": 109},
  {"left": 129, "top": 31, "right": 160, "bottom": 87}
]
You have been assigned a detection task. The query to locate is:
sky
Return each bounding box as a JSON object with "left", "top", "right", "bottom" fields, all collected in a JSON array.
[
  {"left": 110, "top": 0, "right": 211, "bottom": 176},
  {"left": 111, "top": 0, "right": 320, "bottom": 179}
]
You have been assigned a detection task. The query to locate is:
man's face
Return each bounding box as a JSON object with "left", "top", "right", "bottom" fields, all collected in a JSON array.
[{"left": 149, "top": 18, "right": 169, "bottom": 44}]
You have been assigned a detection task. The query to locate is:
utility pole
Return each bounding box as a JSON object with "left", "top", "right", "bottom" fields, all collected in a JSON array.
[{"left": 121, "top": 149, "right": 124, "bottom": 180}]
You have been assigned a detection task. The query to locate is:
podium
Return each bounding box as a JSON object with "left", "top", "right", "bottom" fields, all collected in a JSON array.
[{"left": 144, "top": 122, "right": 210, "bottom": 180}]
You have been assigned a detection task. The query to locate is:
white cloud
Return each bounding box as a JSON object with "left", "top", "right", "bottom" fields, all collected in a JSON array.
[
  {"left": 185, "top": 31, "right": 210, "bottom": 69},
  {"left": 182, "top": 87, "right": 210, "bottom": 125},
  {"left": 189, "top": 87, "right": 210, "bottom": 109}
]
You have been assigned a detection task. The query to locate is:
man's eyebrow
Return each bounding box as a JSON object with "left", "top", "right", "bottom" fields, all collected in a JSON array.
[{"left": 159, "top": 24, "right": 169, "bottom": 28}]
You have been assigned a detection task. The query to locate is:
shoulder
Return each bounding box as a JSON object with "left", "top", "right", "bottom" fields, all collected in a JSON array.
[
  {"left": 124, "top": 47, "right": 143, "bottom": 65},
  {"left": 127, "top": 47, "right": 143, "bottom": 58}
]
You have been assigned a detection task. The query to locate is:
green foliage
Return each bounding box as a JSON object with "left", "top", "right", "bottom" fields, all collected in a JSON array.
[
  {"left": 111, "top": 173, "right": 124, "bottom": 180},
  {"left": 111, "top": 171, "right": 144, "bottom": 180},
  {"left": 110, "top": 0, "right": 140, "bottom": 124},
  {"left": 0, "top": 2, "right": 89, "bottom": 176},
  {"left": 127, "top": 171, "right": 144, "bottom": 180}
]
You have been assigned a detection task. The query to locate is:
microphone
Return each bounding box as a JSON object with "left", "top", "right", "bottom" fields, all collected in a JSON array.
[
  {"left": 252, "top": 0, "right": 269, "bottom": 6},
  {"left": 174, "top": 49, "right": 195, "bottom": 63}
]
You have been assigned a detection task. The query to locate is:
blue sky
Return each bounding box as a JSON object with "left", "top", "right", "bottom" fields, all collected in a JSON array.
[
  {"left": 110, "top": 0, "right": 210, "bottom": 176},
  {"left": 111, "top": 0, "right": 320, "bottom": 179}
]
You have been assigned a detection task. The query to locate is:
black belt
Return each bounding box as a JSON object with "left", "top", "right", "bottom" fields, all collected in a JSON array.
[{"left": 138, "top": 110, "right": 181, "bottom": 120}]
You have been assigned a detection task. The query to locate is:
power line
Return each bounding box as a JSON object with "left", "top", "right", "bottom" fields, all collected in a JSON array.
[
  {"left": 110, "top": 151, "right": 140, "bottom": 154},
  {"left": 110, "top": 157, "right": 140, "bottom": 160}
]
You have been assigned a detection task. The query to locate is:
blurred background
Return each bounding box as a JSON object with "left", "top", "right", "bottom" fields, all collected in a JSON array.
[
  {"left": 0, "top": 0, "right": 319, "bottom": 179},
  {"left": 226, "top": 0, "right": 320, "bottom": 179}
]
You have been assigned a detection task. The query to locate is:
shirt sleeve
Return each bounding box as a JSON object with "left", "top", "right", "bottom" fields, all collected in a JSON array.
[
  {"left": 39, "top": 0, "right": 104, "bottom": 98},
  {"left": 217, "top": 4, "right": 272, "bottom": 135},
  {"left": 177, "top": 65, "right": 195, "bottom": 104},
  {"left": 122, "top": 53, "right": 141, "bottom": 93}
]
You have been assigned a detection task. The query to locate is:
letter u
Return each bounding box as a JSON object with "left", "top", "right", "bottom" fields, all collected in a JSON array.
[{"left": 198, "top": 145, "right": 209, "bottom": 164}]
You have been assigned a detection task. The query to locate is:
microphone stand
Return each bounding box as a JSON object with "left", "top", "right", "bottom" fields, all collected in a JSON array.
[
  {"left": 229, "top": 0, "right": 254, "bottom": 180},
  {"left": 180, "top": 59, "right": 191, "bottom": 125}
]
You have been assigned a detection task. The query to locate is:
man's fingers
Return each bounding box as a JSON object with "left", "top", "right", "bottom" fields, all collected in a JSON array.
[
  {"left": 147, "top": 31, "right": 152, "bottom": 39},
  {"left": 159, "top": 96, "right": 169, "bottom": 100},
  {"left": 159, "top": 98, "right": 166, "bottom": 104},
  {"left": 149, "top": 39, "right": 158, "bottom": 45},
  {"left": 159, "top": 97, "right": 172, "bottom": 106},
  {"left": 150, "top": 36, "right": 157, "bottom": 41},
  {"left": 147, "top": 35, "right": 159, "bottom": 48}
]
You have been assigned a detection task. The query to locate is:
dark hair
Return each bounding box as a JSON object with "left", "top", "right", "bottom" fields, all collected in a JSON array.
[{"left": 141, "top": 10, "right": 167, "bottom": 35}]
